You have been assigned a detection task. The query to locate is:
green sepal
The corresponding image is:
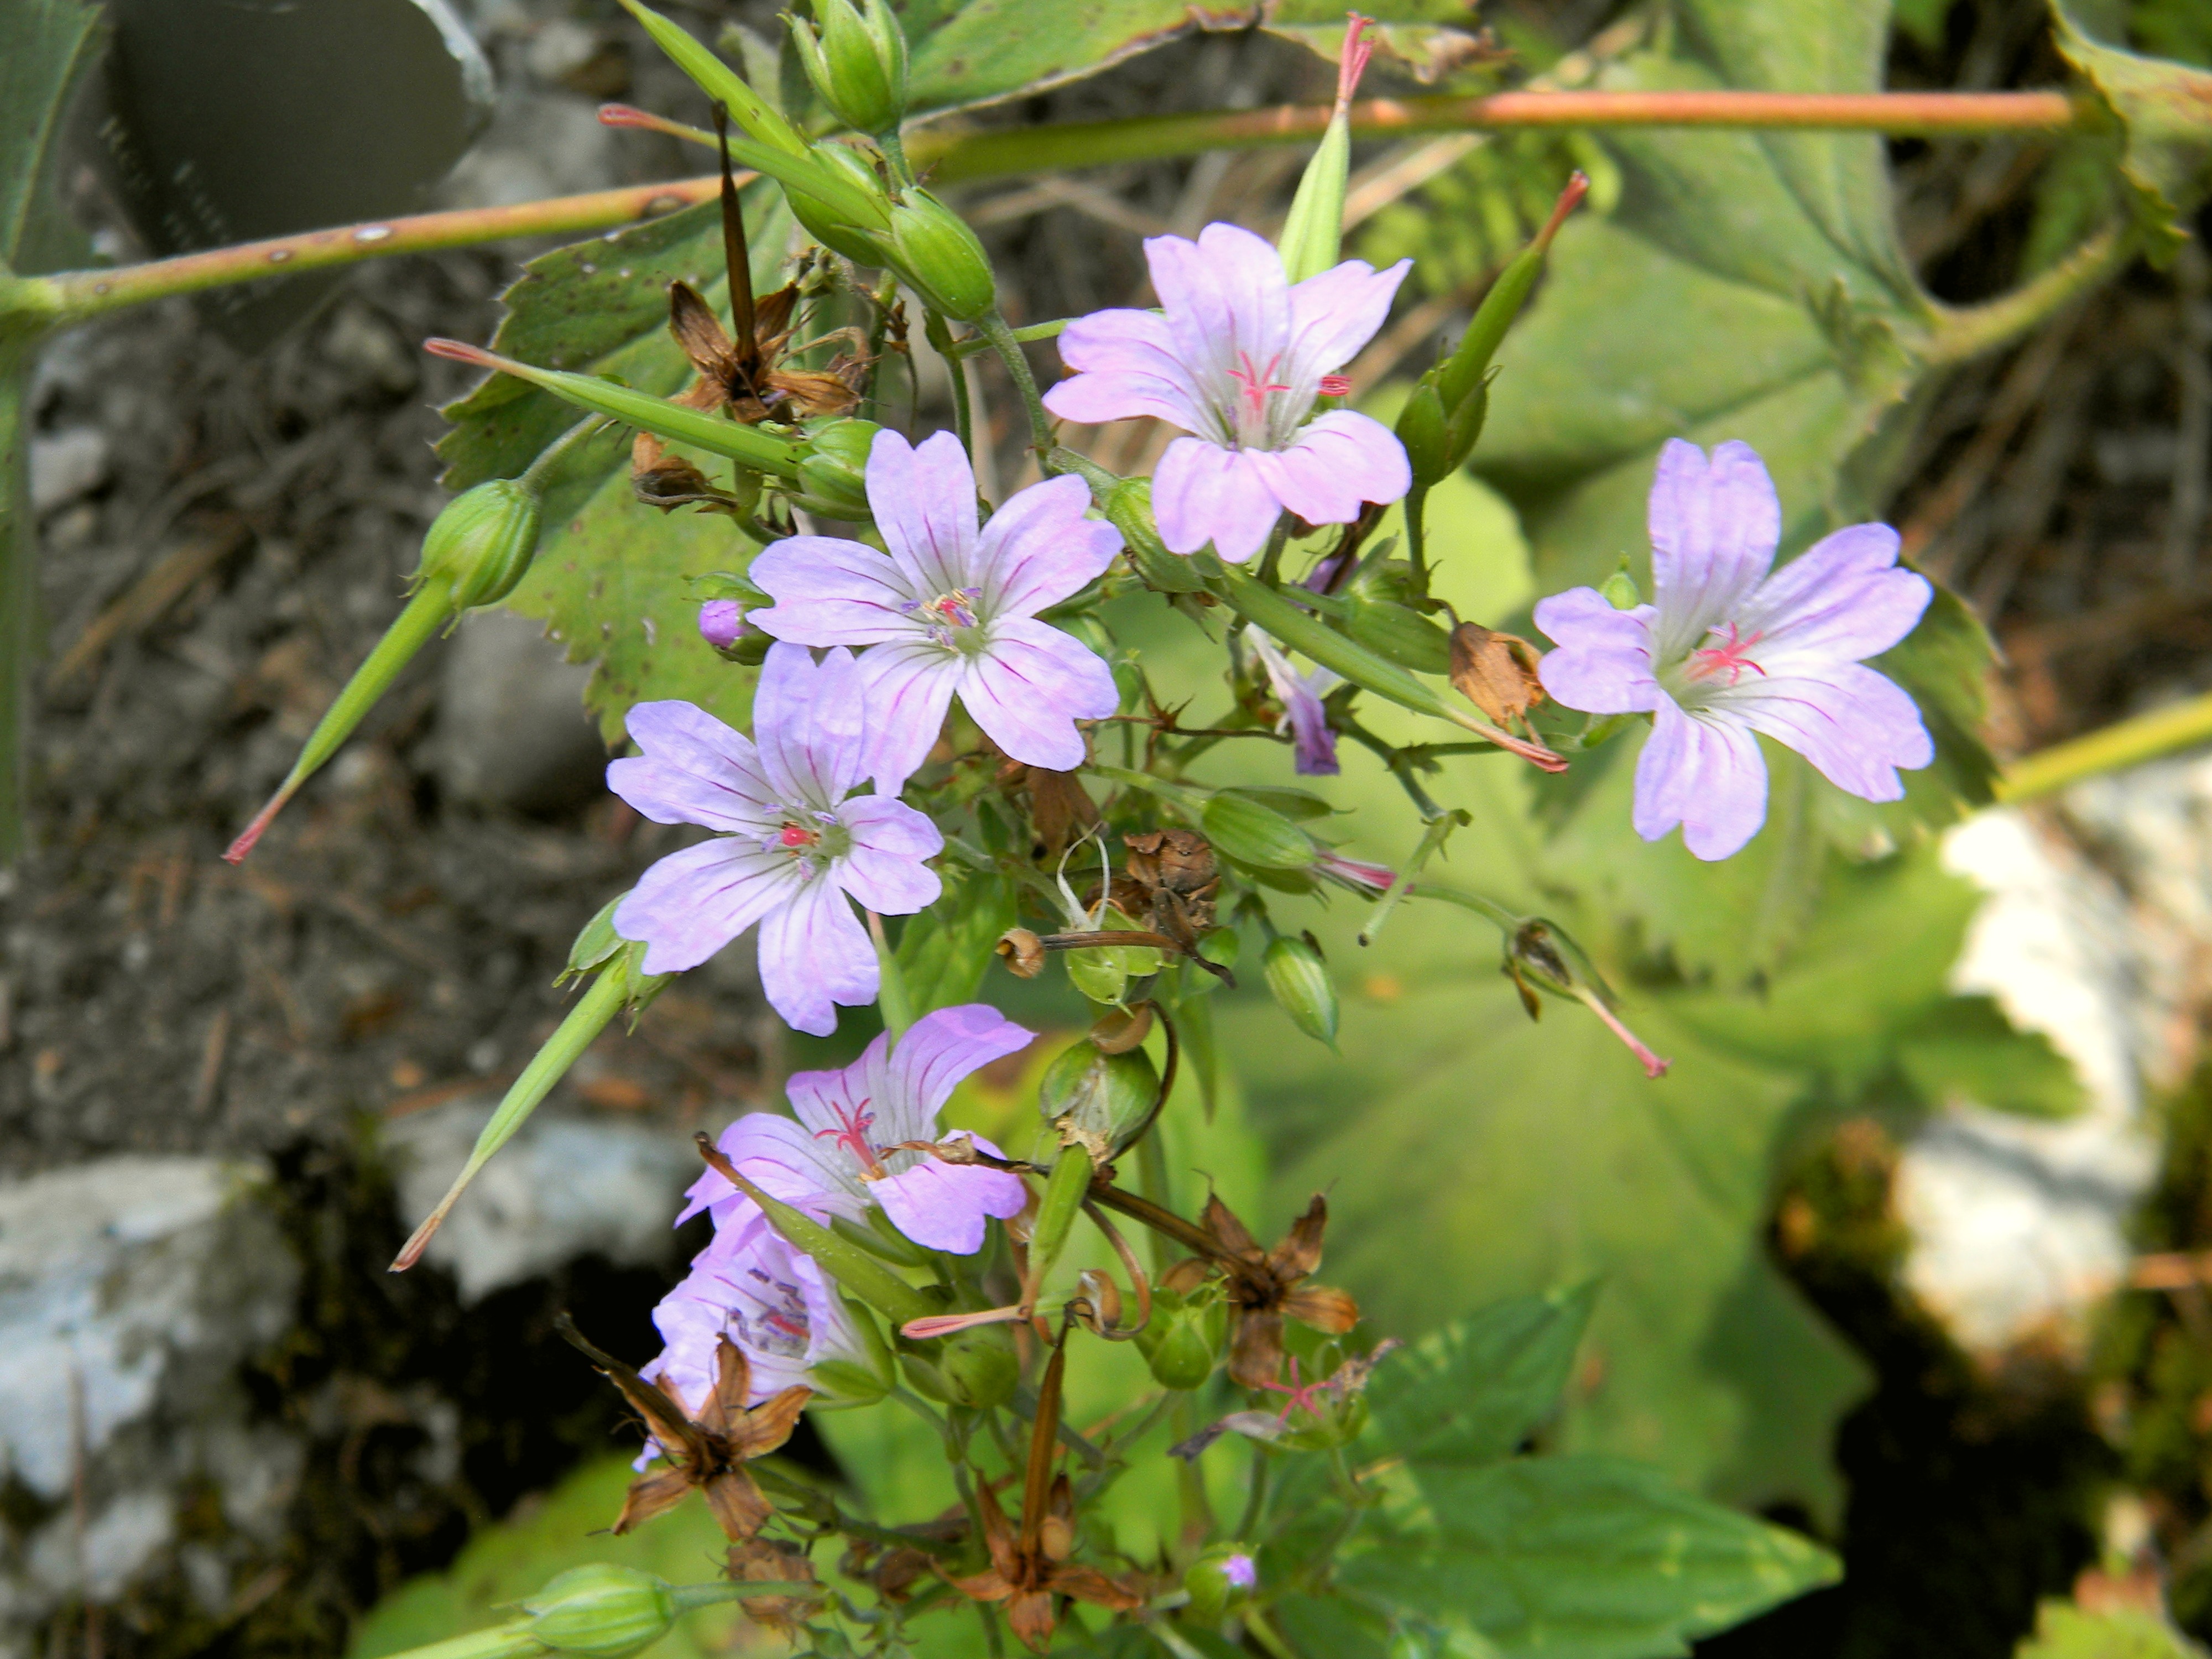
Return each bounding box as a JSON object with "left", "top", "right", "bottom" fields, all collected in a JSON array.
[
  {"left": 1025, "top": 1142, "right": 1094, "bottom": 1291},
  {"left": 1107, "top": 478, "right": 1211, "bottom": 593},
  {"left": 1202, "top": 790, "right": 1316, "bottom": 872}
]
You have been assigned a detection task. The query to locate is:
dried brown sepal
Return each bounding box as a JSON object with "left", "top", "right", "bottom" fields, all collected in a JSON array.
[
  {"left": 1024, "top": 766, "right": 1101, "bottom": 858},
  {"left": 1166, "top": 1193, "right": 1359, "bottom": 1389},
  {"left": 1449, "top": 623, "right": 1547, "bottom": 732},
  {"left": 997, "top": 927, "right": 1046, "bottom": 978},
  {"left": 1120, "top": 828, "right": 1219, "bottom": 948},
  {"left": 727, "top": 1538, "right": 823, "bottom": 1634},
  {"left": 630, "top": 430, "right": 742, "bottom": 513}
]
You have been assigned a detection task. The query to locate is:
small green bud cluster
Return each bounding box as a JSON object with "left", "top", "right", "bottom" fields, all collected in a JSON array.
[{"left": 787, "top": 0, "right": 907, "bottom": 137}]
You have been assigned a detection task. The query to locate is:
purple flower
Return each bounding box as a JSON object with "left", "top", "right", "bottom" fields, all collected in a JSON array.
[
  {"left": 747, "top": 430, "right": 1122, "bottom": 794},
  {"left": 640, "top": 1213, "right": 866, "bottom": 1422},
  {"left": 698, "top": 598, "right": 749, "bottom": 651},
  {"left": 679, "top": 1003, "right": 1034, "bottom": 1254},
  {"left": 607, "top": 643, "right": 943, "bottom": 1036},
  {"left": 1223, "top": 1553, "right": 1258, "bottom": 1591},
  {"left": 1533, "top": 439, "right": 1934, "bottom": 862},
  {"left": 1248, "top": 632, "right": 1340, "bottom": 776},
  {"left": 1041, "top": 223, "right": 1412, "bottom": 564}
]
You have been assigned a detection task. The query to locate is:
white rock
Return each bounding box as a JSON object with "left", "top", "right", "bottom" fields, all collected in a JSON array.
[
  {"left": 382, "top": 1100, "right": 697, "bottom": 1303},
  {"left": 28, "top": 429, "right": 109, "bottom": 517}
]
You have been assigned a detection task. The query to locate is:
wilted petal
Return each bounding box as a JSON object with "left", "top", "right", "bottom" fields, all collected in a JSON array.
[
  {"left": 962, "top": 618, "right": 1118, "bottom": 772},
  {"left": 1247, "top": 410, "right": 1411, "bottom": 525},
  {"left": 867, "top": 429, "right": 979, "bottom": 600},
  {"left": 609, "top": 701, "right": 779, "bottom": 831},
  {"left": 748, "top": 535, "right": 917, "bottom": 645},
  {"left": 854, "top": 638, "right": 962, "bottom": 796},
  {"left": 1718, "top": 662, "right": 1934, "bottom": 802},
  {"left": 752, "top": 643, "right": 867, "bottom": 808},
  {"left": 873, "top": 1151, "right": 1028, "bottom": 1254},
  {"left": 975, "top": 475, "right": 1123, "bottom": 619},
  {"left": 615, "top": 838, "right": 796, "bottom": 975},
  {"left": 1648, "top": 439, "right": 1780, "bottom": 659},
  {"left": 757, "top": 877, "right": 876, "bottom": 1036},
  {"left": 1250, "top": 633, "right": 1338, "bottom": 776},
  {"left": 1044, "top": 307, "right": 1210, "bottom": 433},
  {"left": 835, "top": 795, "right": 945, "bottom": 915},
  {"left": 1532, "top": 589, "right": 1663, "bottom": 715},
  {"left": 1735, "top": 521, "right": 1933, "bottom": 669},
  {"left": 1285, "top": 257, "right": 1410, "bottom": 387},
  {"left": 1151, "top": 437, "right": 1281, "bottom": 562},
  {"left": 1632, "top": 697, "right": 1768, "bottom": 861}
]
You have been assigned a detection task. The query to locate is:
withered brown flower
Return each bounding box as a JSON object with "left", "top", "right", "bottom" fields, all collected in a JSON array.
[
  {"left": 557, "top": 1313, "right": 806, "bottom": 1543},
  {"left": 1448, "top": 622, "right": 1547, "bottom": 733},
  {"left": 726, "top": 1537, "right": 824, "bottom": 1634},
  {"left": 1164, "top": 1194, "right": 1359, "bottom": 1389},
  {"left": 1120, "top": 828, "right": 1219, "bottom": 951}
]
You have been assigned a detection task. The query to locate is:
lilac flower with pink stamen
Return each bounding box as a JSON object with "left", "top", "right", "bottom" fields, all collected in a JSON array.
[
  {"left": 1248, "top": 631, "right": 1341, "bottom": 776},
  {"left": 679, "top": 1003, "right": 1034, "bottom": 1254},
  {"left": 1533, "top": 439, "right": 1934, "bottom": 862},
  {"left": 1041, "top": 225, "right": 1411, "bottom": 564},
  {"left": 747, "top": 430, "right": 1122, "bottom": 794},
  {"left": 607, "top": 643, "right": 942, "bottom": 1036}
]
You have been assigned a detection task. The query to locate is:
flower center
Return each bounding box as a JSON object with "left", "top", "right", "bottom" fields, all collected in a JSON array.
[
  {"left": 1682, "top": 622, "right": 1767, "bottom": 688},
  {"left": 734, "top": 1265, "right": 811, "bottom": 1360},
  {"left": 901, "top": 586, "right": 985, "bottom": 651},
  {"left": 765, "top": 810, "right": 844, "bottom": 875},
  {"left": 813, "top": 1096, "right": 885, "bottom": 1177},
  {"left": 1225, "top": 350, "right": 1293, "bottom": 421}
]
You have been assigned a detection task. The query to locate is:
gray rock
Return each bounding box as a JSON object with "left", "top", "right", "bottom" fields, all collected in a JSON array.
[
  {"left": 28, "top": 430, "right": 109, "bottom": 517},
  {"left": 0, "top": 1158, "right": 301, "bottom": 1647},
  {"left": 381, "top": 1099, "right": 696, "bottom": 1303},
  {"left": 435, "top": 608, "right": 607, "bottom": 815}
]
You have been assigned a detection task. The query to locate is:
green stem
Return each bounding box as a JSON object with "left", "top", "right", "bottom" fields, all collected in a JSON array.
[
  {"left": 1998, "top": 687, "right": 2212, "bottom": 802},
  {"left": 1355, "top": 815, "right": 1470, "bottom": 948},
  {"left": 869, "top": 910, "right": 915, "bottom": 1041},
  {"left": 1924, "top": 220, "right": 2133, "bottom": 366},
  {"left": 1236, "top": 1446, "right": 1273, "bottom": 1541},
  {"left": 947, "top": 319, "right": 1069, "bottom": 359},
  {"left": 1404, "top": 487, "right": 1430, "bottom": 591},
  {"left": 1403, "top": 880, "right": 1521, "bottom": 930},
  {"left": 923, "top": 310, "right": 974, "bottom": 457},
  {"left": 977, "top": 310, "right": 1054, "bottom": 462}
]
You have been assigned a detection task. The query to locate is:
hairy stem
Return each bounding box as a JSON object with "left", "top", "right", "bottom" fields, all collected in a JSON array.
[
  {"left": 977, "top": 310, "right": 1055, "bottom": 463},
  {"left": 1924, "top": 220, "right": 2133, "bottom": 366}
]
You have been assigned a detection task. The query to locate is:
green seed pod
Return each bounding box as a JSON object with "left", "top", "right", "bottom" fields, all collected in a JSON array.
[
  {"left": 1393, "top": 374, "right": 1451, "bottom": 493},
  {"left": 1601, "top": 564, "right": 1643, "bottom": 611},
  {"left": 524, "top": 1564, "right": 676, "bottom": 1658},
  {"left": 1342, "top": 595, "right": 1453, "bottom": 675},
  {"left": 418, "top": 477, "right": 544, "bottom": 612},
  {"left": 935, "top": 1322, "right": 1019, "bottom": 1408},
  {"left": 1183, "top": 1546, "right": 1258, "bottom": 1624},
  {"left": 1263, "top": 932, "right": 1339, "bottom": 1047},
  {"left": 1202, "top": 791, "right": 1316, "bottom": 872},
  {"left": 1136, "top": 1302, "right": 1215, "bottom": 1390},
  {"left": 792, "top": 417, "right": 880, "bottom": 518},
  {"left": 787, "top": 0, "right": 906, "bottom": 135},
  {"left": 1025, "top": 1142, "right": 1093, "bottom": 1291},
  {"left": 787, "top": 142, "right": 896, "bottom": 264},
  {"left": 1037, "top": 1038, "right": 1159, "bottom": 1160},
  {"left": 886, "top": 190, "right": 995, "bottom": 321}
]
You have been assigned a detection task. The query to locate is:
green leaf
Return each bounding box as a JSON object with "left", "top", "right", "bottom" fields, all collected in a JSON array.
[
  {"left": 1337, "top": 1455, "right": 1839, "bottom": 1659},
  {"left": 1892, "top": 994, "right": 2084, "bottom": 1120},
  {"left": 2014, "top": 1599, "right": 2208, "bottom": 1659},
  {"left": 896, "top": 865, "right": 1019, "bottom": 1016},
  {"left": 2053, "top": 2, "right": 2212, "bottom": 258},
  {"left": 0, "top": 0, "right": 103, "bottom": 276},
  {"left": 1368, "top": 1285, "right": 1601, "bottom": 1478}
]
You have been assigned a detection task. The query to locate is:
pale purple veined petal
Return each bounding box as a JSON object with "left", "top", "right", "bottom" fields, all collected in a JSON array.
[
  {"left": 748, "top": 534, "right": 922, "bottom": 646},
  {"left": 1151, "top": 437, "right": 1281, "bottom": 562},
  {"left": 1249, "top": 632, "right": 1340, "bottom": 776},
  {"left": 1284, "top": 257, "right": 1410, "bottom": 391},
  {"left": 757, "top": 876, "right": 877, "bottom": 1036},
  {"left": 608, "top": 701, "right": 780, "bottom": 831},
  {"left": 1044, "top": 307, "right": 1212, "bottom": 434},
  {"left": 1632, "top": 697, "right": 1768, "bottom": 862},
  {"left": 961, "top": 616, "right": 1119, "bottom": 771},
  {"left": 1145, "top": 224, "right": 1291, "bottom": 418},
  {"left": 974, "top": 474, "right": 1123, "bottom": 619},
  {"left": 855, "top": 638, "right": 963, "bottom": 796},
  {"left": 752, "top": 642, "right": 867, "bottom": 808},
  {"left": 866, "top": 428, "right": 979, "bottom": 601},
  {"left": 1733, "top": 522, "right": 1933, "bottom": 670},
  {"left": 872, "top": 1145, "right": 1029, "bottom": 1255},
  {"left": 1714, "top": 662, "right": 1933, "bottom": 802},
  {"left": 1532, "top": 590, "right": 1664, "bottom": 716},
  {"left": 1648, "top": 439, "right": 1780, "bottom": 660},
  {"left": 880, "top": 1003, "right": 1035, "bottom": 1126},
  {"left": 675, "top": 1110, "right": 863, "bottom": 1226},
  {"left": 1245, "top": 410, "right": 1411, "bottom": 525},
  {"left": 834, "top": 795, "right": 945, "bottom": 915},
  {"left": 614, "top": 837, "right": 798, "bottom": 975}
]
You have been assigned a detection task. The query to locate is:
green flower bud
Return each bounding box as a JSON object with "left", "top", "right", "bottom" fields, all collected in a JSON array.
[
  {"left": 418, "top": 478, "right": 544, "bottom": 612},
  {"left": 1038, "top": 1037, "right": 1160, "bottom": 1160},
  {"left": 787, "top": 143, "right": 896, "bottom": 264},
  {"left": 1601, "top": 564, "right": 1642, "bottom": 610},
  {"left": 1183, "top": 1546, "right": 1258, "bottom": 1624},
  {"left": 886, "top": 190, "right": 995, "bottom": 321},
  {"left": 1339, "top": 561, "right": 1452, "bottom": 674},
  {"left": 788, "top": 0, "right": 907, "bottom": 137},
  {"left": 1393, "top": 375, "right": 1451, "bottom": 492},
  {"left": 792, "top": 417, "right": 881, "bottom": 518},
  {"left": 1201, "top": 791, "right": 1316, "bottom": 872},
  {"left": 1262, "top": 932, "right": 1339, "bottom": 1047},
  {"left": 524, "top": 1564, "right": 676, "bottom": 1658},
  {"left": 1136, "top": 1300, "right": 1216, "bottom": 1390}
]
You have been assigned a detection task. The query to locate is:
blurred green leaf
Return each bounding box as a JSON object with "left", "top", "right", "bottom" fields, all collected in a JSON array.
[
  {"left": 2054, "top": 2, "right": 2212, "bottom": 257},
  {"left": 1, "top": 0, "right": 102, "bottom": 277},
  {"left": 2014, "top": 1599, "right": 2208, "bottom": 1659},
  {"left": 898, "top": 867, "right": 1020, "bottom": 1016}
]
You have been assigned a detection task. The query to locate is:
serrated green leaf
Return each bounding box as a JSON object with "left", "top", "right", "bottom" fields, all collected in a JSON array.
[
  {"left": 1892, "top": 994, "right": 2084, "bottom": 1119},
  {"left": 1368, "top": 1284, "right": 1601, "bottom": 1477},
  {"left": 896, "top": 865, "right": 1018, "bottom": 1016},
  {"left": 1, "top": 0, "right": 103, "bottom": 276},
  {"left": 2053, "top": 2, "right": 2212, "bottom": 258},
  {"left": 1338, "top": 1455, "right": 1838, "bottom": 1659}
]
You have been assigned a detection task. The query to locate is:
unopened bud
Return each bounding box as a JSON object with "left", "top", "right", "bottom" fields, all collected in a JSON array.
[
  {"left": 792, "top": 417, "right": 880, "bottom": 517},
  {"left": 787, "top": 0, "right": 907, "bottom": 136},
  {"left": 1185, "top": 1546, "right": 1259, "bottom": 1623},
  {"left": 1263, "top": 932, "right": 1339, "bottom": 1047},
  {"left": 524, "top": 1563, "right": 677, "bottom": 1657},
  {"left": 902, "top": 1322, "right": 1018, "bottom": 1408},
  {"left": 1039, "top": 1037, "right": 1159, "bottom": 1159},
  {"left": 1201, "top": 791, "right": 1317, "bottom": 873},
  {"left": 420, "top": 477, "right": 544, "bottom": 611},
  {"left": 1600, "top": 564, "right": 1642, "bottom": 611},
  {"left": 1504, "top": 919, "right": 1670, "bottom": 1080},
  {"left": 787, "top": 143, "right": 896, "bottom": 264},
  {"left": 886, "top": 190, "right": 995, "bottom": 321},
  {"left": 996, "top": 927, "right": 1046, "bottom": 979},
  {"left": 1137, "top": 1296, "right": 1217, "bottom": 1390}
]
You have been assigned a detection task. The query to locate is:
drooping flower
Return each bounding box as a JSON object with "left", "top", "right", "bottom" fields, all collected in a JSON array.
[
  {"left": 1533, "top": 439, "right": 1934, "bottom": 862},
  {"left": 679, "top": 1003, "right": 1034, "bottom": 1254},
  {"left": 1314, "top": 849, "right": 1393, "bottom": 895},
  {"left": 608, "top": 643, "right": 942, "bottom": 1036},
  {"left": 747, "top": 429, "right": 1122, "bottom": 794},
  {"left": 1041, "top": 223, "right": 1411, "bottom": 563},
  {"left": 1248, "top": 630, "right": 1341, "bottom": 776}
]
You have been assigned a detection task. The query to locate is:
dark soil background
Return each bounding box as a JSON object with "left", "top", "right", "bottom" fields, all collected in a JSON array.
[{"left": 8, "top": 0, "right": 2212, "bottom": 1653}]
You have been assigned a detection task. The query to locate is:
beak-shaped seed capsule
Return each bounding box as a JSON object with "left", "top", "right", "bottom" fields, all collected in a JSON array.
[{"left": 1504, "top": 919, "right": 1671, "bottom": 1079}]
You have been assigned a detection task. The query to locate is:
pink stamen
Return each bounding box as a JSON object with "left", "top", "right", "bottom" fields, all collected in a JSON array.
[
  {"left": 1687, "top": 622, "right": 1767, "bottom": 686},
  {"left": 813, "top": 1097, "right": 883, "bottom": 1172},
  {"left": 1318, "top": 374, "right": 1351, "bottom": 397},
  {"left": 1225, "top": 351, "right": 1293, "bottom": 419},
  {"left": 779, "top": 821, "right": 821, "bottom": 849},
  {"left": 1258, "top": 1357, "right": 1329, "bottom": 1425}
]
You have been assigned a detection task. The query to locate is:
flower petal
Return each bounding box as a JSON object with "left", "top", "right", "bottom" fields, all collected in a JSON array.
[
  {"left": 608, "top": 701, "right": 779, "bottom": 831},
  {"left": 1735, "top": 521, "right": 1933, "bottom": 669},
  {"left": 1044, "top": 307, "right": 1211, "bottom": 434},
  {"left": 615, "top": 838, "right": 797, "bottom": 975},
  {"left": 753, "top": 643, "right": 866, "bottom": 807},
  {"left": 1532, "top": 589, "right": 1664, "bottom": 715},
  {"left": 1245, "top": 410, "right": 1410, "bottom": 525},
  {"left": 1151, "top": 437, "right": 1281, "bottom": 562},
  {"left": 1632, "top": 697, "right": 1768, "bottom": 861},
  {"left": 1285, "top": 257, "right": 1410, "bottom": 385},
  {"left": 1716, "top": 662, "right": 1934, "bottom": 801},
  {"left": 867, "top": 427, "right": 979, "bottom": 599},
  {"left": 757, "top": 877, "right": 875, "bottom": 1036},
  {"left": 676, "top": 1112, "right": 862, "bottom": 1227},
  {"left": 975, "top": 474, "right": 1123, "bottom": 618},
  {"left": 871, "top": 1149, "right": 1028, "bottom": 1254},
  {"left": 1147, "top": 223, "right": 1290, "bottom": 411},
  {"left": 748, "top": 535, "right": 921, "bottom": 646},
  {"left": 834, "top": 795, "right": 945, "bottom": 914},
  {"left": 883, "top": 1004, "right": 1036, "bottom": 1125},
  {"left": 961, "top": 617, "right": 1118, "bottom": 771},
  {"left": 855, "top": 638, "right": 962, "bottom": 796},
  {"left": 1648, "top": 439, "right": 1780, "bottom": 660}
]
